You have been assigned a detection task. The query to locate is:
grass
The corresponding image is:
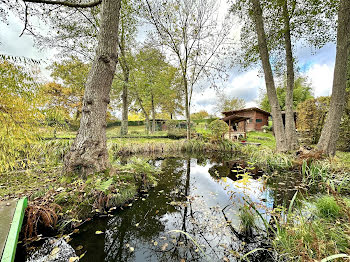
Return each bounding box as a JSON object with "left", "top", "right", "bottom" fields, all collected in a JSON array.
[
  {"left": 273, "top": 194, "right": 350, "bottom": 261},
  {"left": 245, "top": 131, "right": 276, "bottom": 149},
  {"left": 316, "top": 196, "right": 342, "bottom": 219},
  {"left": 239, "top": 205, "right": 256, "bottom": 236}
]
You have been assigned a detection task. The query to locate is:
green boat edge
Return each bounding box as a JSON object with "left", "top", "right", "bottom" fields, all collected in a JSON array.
[{"left": 1, "top": 197, "right": 28, "bottom": 262}]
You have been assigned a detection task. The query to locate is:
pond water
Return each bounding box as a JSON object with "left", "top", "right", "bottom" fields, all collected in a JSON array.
[{"left": 63, "top": 155, "right": 301, "bottom": 262}]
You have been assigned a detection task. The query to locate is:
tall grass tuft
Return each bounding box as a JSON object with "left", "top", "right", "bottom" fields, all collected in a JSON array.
[
  {"left": 239, "top": 205, "right": 256, "bottom": 237},
  {"left": 316, "top": 196, "right": 341, "bottom": 219}
]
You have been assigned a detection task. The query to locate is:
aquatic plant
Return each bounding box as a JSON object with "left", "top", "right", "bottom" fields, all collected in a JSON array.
[{"left": 239, "top": 205, "right": 256, "bottom": 236}]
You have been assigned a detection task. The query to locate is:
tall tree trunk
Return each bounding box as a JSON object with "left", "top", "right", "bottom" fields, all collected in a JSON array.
[
  {"left": 64, "top": 0, "right": 121, "bottom": 176},
  {"left": 119, "top": 26, "right": 129, "bottom": 136},
  {"left": 151, "top": 94, "right": 156, "bottom": 133},
  {"left": 136, "top": 95, "right": 150, "bottom": 135},
  {"left": 184, "top": 79, "right": 191, "bottom": 140},
  {"left": 120, "top": 74, "right": 129, "bottom": 136},
  {"left": 317, "top": 0, "right": 350, "bottom": 155},
  {"left": 251, "top": 0, "right": 287, "bottom": 152},
  {"left": 282, "top": 0, "right": 298, "bottom": 150}
]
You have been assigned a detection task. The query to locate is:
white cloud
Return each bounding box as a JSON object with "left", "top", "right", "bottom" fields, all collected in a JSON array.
[
  {"left": 191, "top": 69, "right": 264, "bottom": 115},
  {"left": 304, "top": 63, "right": 334, "bottom": 97}
]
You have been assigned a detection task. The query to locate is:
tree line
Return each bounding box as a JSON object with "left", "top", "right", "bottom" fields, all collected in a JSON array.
[{"left": 1, "top": 0, "right": 349, "bottom": 176}]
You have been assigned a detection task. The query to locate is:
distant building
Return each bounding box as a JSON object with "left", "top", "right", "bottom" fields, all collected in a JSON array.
[{"left": 221, "top": 107, "right": 270, "bottom": 132}]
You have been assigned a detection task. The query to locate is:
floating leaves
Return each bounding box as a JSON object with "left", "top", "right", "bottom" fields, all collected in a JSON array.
[{"left": 95, "top": 231, "right": 104, "bottom": 235}]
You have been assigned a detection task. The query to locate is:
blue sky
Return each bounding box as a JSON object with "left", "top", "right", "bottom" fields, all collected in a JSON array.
[{"left": 0, "top": 8, "right": 336, "bottom": 117}]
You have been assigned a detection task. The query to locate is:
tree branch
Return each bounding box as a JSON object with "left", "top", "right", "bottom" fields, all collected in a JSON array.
[
  {"left": 23, "top": 0, "right": 102, "bottom": 8},
  {"left": 19, "top": 2, "right": 28, "bottom": 37}
]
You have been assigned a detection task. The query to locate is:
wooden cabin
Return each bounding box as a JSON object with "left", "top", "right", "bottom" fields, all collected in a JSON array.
[{"left": 221, "top": 107, "right": 270, "bottom": 137}]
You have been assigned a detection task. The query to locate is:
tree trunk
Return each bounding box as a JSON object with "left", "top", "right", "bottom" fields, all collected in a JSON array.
[
  {"left": 63, "top": 0, "right": 121, "bottom": 176},
  {"left": 136, "top": 95, "right": 150, "bottom": 135},
  {"left": 119, "top": 26, "right": 129, "bottom": 136},
  {"left": 184, "top": 79, "right": 191, "bottom": 140},
  {"left": 120, "top": 75, "right": 129, "bottom": 136},
  {"left": 251, "top": 0, "right": 287, "bottom": 152},
  {"left": 151, "top": 94, "right": 156, "bottom": 133},
  {"left": 317, "top": 0, "right": 350, "bottom": 155},
  {"left": 282, "top": 0, "right": 298, "bottom": 150}
]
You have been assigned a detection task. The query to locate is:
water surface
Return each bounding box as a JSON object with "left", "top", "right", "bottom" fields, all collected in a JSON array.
[{"left": 68, "top": 156, "right": 296, "bottom": 262}]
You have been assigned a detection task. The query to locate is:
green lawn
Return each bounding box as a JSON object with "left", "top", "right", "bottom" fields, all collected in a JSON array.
[{"left": 245, "top": 131, "right": 276, "bottom": 148}]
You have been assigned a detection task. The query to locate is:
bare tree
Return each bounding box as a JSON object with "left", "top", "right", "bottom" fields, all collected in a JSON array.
[
  {"left": 22, "top": 0, "right": 122, "bottom": 176},
  {"left": 143, "top": 0, "right": 232, "bottom": 139},
  {"left": 317, "top": 0, "right": 350, "bottom": 156}
]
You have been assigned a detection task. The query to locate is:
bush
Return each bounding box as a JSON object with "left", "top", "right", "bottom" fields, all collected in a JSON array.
[
  {"left": 208, "top": 119, "right": 229, "bottom": 140},
  {"left": 262, "top": 125, "right": 272, "bottom": 132}
]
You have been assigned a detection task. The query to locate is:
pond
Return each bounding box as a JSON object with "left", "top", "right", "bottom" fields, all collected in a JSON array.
[
  {"left": 21, "top": 154, "right": 304, "bottom": 262},
  {"left": 63, "top": 155, "right": 302, "bottom": 262}
]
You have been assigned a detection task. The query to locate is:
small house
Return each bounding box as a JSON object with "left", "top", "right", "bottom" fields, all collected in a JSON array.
[{"left": 221, "top": 107, "right": 270, "bottom": 132}]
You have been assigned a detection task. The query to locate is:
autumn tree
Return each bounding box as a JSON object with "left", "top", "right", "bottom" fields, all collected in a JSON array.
[
  {"left": 116, "top": 0, "right": 139, "bottom": 136},
  {"left": 129, "top": 47, "right": 179, "bottom": 133},
  {"left": 20, "top": 0, "right": 122, "bottom": 176},
  {"left": 317, "top": 0, "right": 350, "bottom": 155},
  {"left": 48, "top": 57, "right": 90, "bottom": 121},
  {"left": 297, "top": 97, "right": 330, "bottom": 144},
  {"left": 191, "top": 110, "right": 210, "bottom": 120},
  {"left": 0, "top": 59, "right": 41, "bottom": 171},
  {"left": 143, "top": 0, "right": 232, "bottom": 139}
]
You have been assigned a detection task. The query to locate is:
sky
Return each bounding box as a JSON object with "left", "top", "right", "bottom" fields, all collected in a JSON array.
[{"left": 0, "top": 6, "right": 336, "bottom": 117}]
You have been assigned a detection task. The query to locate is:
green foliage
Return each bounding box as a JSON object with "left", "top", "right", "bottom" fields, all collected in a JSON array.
[
  {"left": 48, "top": 57, "right": 90, "bottom": 121},
  {"left": 316, "top": 196, "right": 341, "bottom": 219},
  {"left": 127, "top": 47, "right": 181, "bottom": 124},
  {"left": 297, "top": 96, "right": 330, "bottom": 144},
  {"left": 273, "top": 194, "right": 350, "bottom": 261},
  {"left": 239, "top": 205, "right": 256, "bottom": 236},
  {"left": 215, "top": 93, "right": 246, "bottom": 115},
  {"left": 191, "top": 110, "right": 210, "bottom": 120},
  {"left": 260, "top": 77, "right": 313, "bottom": 112},
  {"left": 208, "top": 120, "right": 229, "bottom": 140}
]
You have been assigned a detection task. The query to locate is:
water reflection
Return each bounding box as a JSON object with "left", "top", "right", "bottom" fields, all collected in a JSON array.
[{"left": 71, "top": 157, "right": 276, "bottom": 262}]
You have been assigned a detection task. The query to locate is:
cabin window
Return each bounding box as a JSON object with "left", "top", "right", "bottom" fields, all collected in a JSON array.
[
  {"left": 248, "top": 118, "right": 252, "bottom": 123},
  {"left": 256, "top": 119, "right": 263, "bottom": 123}
]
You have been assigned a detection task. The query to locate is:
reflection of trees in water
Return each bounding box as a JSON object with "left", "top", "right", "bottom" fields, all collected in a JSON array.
[
  {"left": 103, "top": 157, "right": 275, "bottom": 262},
  {"left": 104, "top": 158, "right": 189, "bottom": 261}
]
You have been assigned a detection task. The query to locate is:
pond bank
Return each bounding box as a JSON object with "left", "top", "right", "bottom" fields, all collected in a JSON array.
[{"left": 1, "top": 139, "right": 349, "bottom": 261}]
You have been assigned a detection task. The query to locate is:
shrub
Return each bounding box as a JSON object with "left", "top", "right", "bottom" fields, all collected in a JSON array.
[{"left": 208, "top": 120, "right": 229, "bottom": 140}]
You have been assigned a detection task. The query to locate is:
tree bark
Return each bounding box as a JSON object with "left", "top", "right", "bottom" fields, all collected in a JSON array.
[
  {"left": 251, "top": 0, "right": 287, "bottom": 152},
  {"left": 119, "top": 24, "right": 129, "bottom": 136},
  {"left": 135, "top": 94, "right": 150, "bottom": 135},
  {"left": 151, "top": 94, "right": 156, "bottom": 133},
  {"left": 184, "top": 78, "right": 191, "bottom": 140},
  {"left": 63, "top": 0, "right": 121, "bottom": 176},
  {"left": 317, "top": 0, "right": 350, "bottom": 155},
  {"left": 282, "top": 0, "right": 298, "bottom": 150},
  {"left": 120, "top": 75, "right": 129, "bottom": 136}
]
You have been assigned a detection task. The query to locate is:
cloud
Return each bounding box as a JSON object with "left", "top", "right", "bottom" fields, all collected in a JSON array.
[
  {"left": 304, "top": 63, "right": 334, "bottom": 97},
  {"left": 191, "top": 69, "right": 264, "bottom": 115}
]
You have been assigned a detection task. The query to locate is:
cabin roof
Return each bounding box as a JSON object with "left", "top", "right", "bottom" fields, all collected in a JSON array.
[
  {"left": 221, "top": 115, "right": 250, "bottom": 122},
  {"left": 222, "top": 107, "right": 270, "bottom": 116}
]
